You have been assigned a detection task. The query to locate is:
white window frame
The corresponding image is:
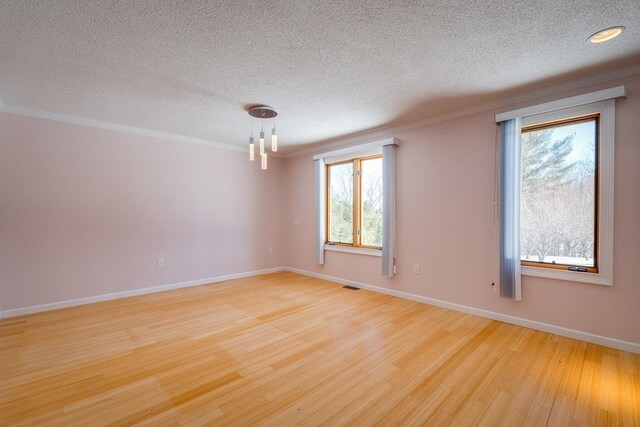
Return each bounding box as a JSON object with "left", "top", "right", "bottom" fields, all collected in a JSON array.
[{"left": 519, "top": 100, "right": 614, "bottom": 286}]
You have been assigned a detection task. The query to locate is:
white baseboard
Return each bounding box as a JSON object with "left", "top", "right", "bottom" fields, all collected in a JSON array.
[
  {"left": 285, "top": 266, "right": 468, "bottom": 314},
  {"left": 285, "top": 267, "right": 640, "bottom": 354},
  {"left": 465, "top": 308, "right": 640, "bottom": 354},
  {"left": 3, "top": 265, "right": 638, "bottom": 354},
  {"left": 0, "top": 267, "right": 285, "bottom": 318}
]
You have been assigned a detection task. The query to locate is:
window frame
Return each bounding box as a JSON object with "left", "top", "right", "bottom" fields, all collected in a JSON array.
[
  {"left": 325, "top": 154, "right": 383, "bottom": 250},
  {"left": 520, "top": 113, "right": 600, "bottom": 274},
  {"left": 519, "top": 100, "right": 614, "bottom": 286}
]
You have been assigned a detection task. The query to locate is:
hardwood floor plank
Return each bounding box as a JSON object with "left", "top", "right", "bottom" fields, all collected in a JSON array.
[{"left": 1, "top": 272, "right": 638, "bottom": 426}]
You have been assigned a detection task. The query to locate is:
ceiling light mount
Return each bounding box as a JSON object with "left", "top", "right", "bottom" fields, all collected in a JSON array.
[
  {"left": 248, "top": 105, "right": 278, "bottom": 119},
  {"left": 588, "top": 26, "right": 625, "bottom": 43}
]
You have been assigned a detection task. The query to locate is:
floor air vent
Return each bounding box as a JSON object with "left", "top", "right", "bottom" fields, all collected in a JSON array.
[{"left": 343, "top": 285, "right": 360, "bottom": 290}]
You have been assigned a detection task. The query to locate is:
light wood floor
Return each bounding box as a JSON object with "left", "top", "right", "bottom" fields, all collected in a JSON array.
[{"left": 1, "top": 272, "right": 638, "bottom": 426}]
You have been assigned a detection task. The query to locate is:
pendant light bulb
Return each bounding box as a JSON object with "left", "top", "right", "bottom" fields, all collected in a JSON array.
[
  {"left": 271, "top": 127, "right": 278, "bottom": 152},
  {"left": 249, "top": 136, "right": 255, "bottom": 161},
  {"left": 259, "top": 130, "right": 265, "bottom": 155},
  {"left": 261, "top": 153, "right": 267, "bottom": 170}
]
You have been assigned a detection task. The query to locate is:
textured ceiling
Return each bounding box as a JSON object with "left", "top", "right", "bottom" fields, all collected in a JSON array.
[{"left": 1, "top": 0, "right": 639, "bottom": 152}]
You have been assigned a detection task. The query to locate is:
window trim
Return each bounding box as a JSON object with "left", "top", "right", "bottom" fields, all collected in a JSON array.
[
  {"left": 519, "top": 100, "right": 614, "bottom": 286},
  {"left": 324, "top": 244, "right": 382, "bottom": 257},
  {"left": 325, "top": 154, "right": 383, "bottom": 250}
]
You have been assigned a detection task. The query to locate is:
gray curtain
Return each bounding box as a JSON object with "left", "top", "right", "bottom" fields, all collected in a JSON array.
[
  {"left": 314, "top": 159, "right": 325, "bottom": 265},
  {"left": 499, "top": 118, "right": 522, "bottom": 300},
  {"left": 382, "top": 144, "right": 396, "bottom": 277}
]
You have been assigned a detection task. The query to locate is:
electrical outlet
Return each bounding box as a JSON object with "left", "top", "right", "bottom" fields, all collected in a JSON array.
[
  {"left": 413, "top": 264, "right": 420, "bottom": 274},
  {"left": 293, "top": 218, "right": 299, "bottom": 225},
  {"left": 157, "top": 258, "right": 165, "bottom": 268},
  {"left": 268, "top": 247, "right": 273, "bottom": 255}
]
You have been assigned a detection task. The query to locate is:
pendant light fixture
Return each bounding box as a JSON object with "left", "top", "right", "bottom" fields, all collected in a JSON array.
[
  {"left": 271, "top": 120, "right": 278, "bottom": 152},
  {"left": 248, "top": 106, "right": 278, "bottom": 170},
  {"left": 259, "top": 124, "right": 265, "bottom": 155}
]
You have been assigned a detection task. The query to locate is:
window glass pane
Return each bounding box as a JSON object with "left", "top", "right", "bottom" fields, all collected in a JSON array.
[
  {"left": 521, "top": 118, "right": 597, "bottom": 267},
  {"left": 328, "top": 162, "right": 353, "bottom": 244},
  {"left": 361, "top": 157, "right": 383, "bottom": 247}
]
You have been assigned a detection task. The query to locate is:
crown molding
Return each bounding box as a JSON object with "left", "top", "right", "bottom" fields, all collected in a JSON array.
[
  {"left": 0, "top": 103, "right": 253, "bottom": 154},
  {"left": 2, "top": 62, "right": 639, "bottom": 158},
  {"left": 283, "top": 62, "right": 640, "bottom": 158}
]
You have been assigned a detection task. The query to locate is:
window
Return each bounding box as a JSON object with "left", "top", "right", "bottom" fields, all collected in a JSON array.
[
  {"left": 520, "top": 114, "right": 599, "bottom": 272},
  {"left": 497, "top": 88, "right": 621, "bottom": 292},
  {"left": 326, "top": 155, "right": 383, "bottom": 249},
  {"left": 517, "top": 100, "right": 614, "bottom": 285},
  {"left": 314, "top": 138, "right": 397, "bottom": 271}
]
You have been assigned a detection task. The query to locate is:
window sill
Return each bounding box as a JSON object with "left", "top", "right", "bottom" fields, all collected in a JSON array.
[
  {"left": 521, "top": 265, "right": 612, "bottom": 286},
  {"left": 324, "top": 244, "right": 382, "bottom": 257}
]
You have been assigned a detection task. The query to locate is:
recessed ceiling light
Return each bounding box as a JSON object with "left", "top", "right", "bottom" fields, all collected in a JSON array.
[{"left": 588, "top": 26, "right": 625, "bottom": 43}]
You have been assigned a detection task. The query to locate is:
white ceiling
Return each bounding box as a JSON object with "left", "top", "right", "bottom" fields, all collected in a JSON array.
[{"left": 1, "top": 0, "right": 639, "bottom": 152}]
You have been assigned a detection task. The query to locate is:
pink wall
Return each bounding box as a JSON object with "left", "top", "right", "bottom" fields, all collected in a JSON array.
[
  {"left": 284, "top": 73, "right": 640, "bottom": 344},
  {"left": 0, "top": 113, "right": 284, "bottom": 311},
  {"left": 1, "top": 74, "right": 638, "bottom": 345}
]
